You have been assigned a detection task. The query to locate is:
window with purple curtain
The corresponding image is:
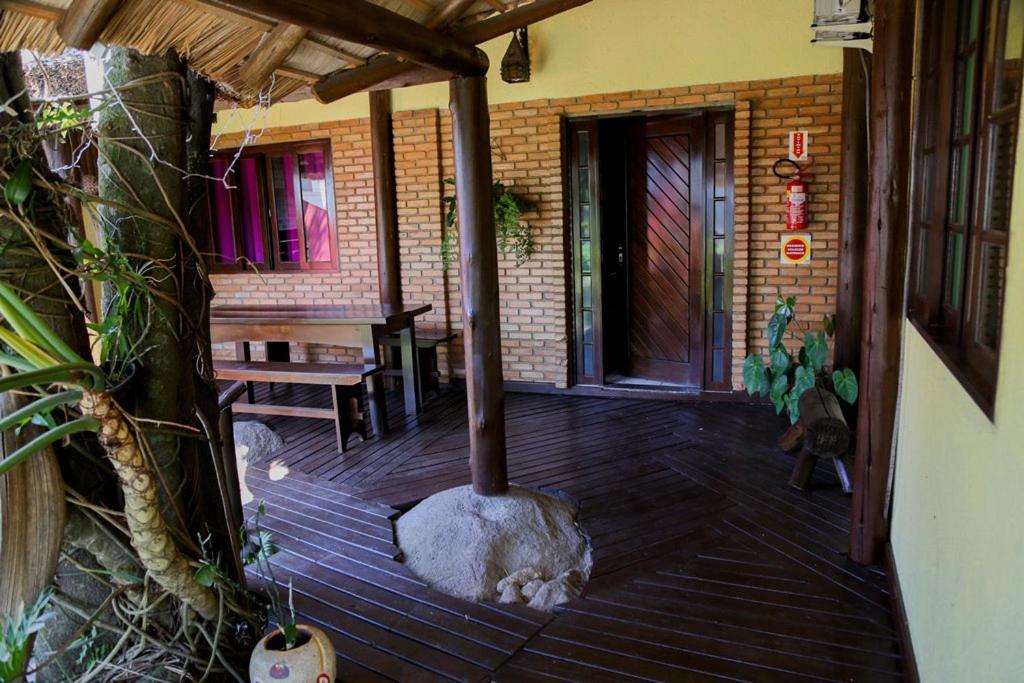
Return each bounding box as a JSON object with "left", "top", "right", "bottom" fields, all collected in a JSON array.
[{"left": 208, "top": 142, "right": 334, "bottom": 272}]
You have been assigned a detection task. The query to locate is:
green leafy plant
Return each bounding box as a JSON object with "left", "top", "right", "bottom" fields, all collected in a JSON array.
[
  {"left": 743, "top": 295, "right": 859, "bottom": 423},
  {"left": 241, "top": 502, "right": 299, "bottom": 650},
  {"left": 0, "top": 588, "right": 54, "bottom": 683},
  {"left": 441, "top": 178, "right": 535, "bottom": 270}
]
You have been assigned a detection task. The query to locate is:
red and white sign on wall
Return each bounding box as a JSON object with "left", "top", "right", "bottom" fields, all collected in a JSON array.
[
  {"left": 788, "top": 130, "right": 809, "bottom": 161},
  {"left": 780, "top": 233, "right": 812, "bottom": 265}
]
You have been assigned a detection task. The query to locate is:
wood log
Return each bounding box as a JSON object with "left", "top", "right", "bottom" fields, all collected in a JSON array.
[
  {"left": 313, "top": 0, "right": 593, "bottom": 102},
  {"left": 450, "top": 75, "right": 508, "bottom": 496},
  {"left": 57, "top": 0, "right": 121, "bottom": 49},
  {"left": 215, "top": 0, "right": 488, "bottom": 77},
  {"left": 850, "top": 0, "right": 916, "bottom": 565},
  {"left": 798, "top": 388, "right": 850, "bottom": 458},
  {"left": 370, "top": 89, "right": 403, "bottom": 307},
  {"left": 836, "top": 48, "right": 871, "bottom": 379},
  {"left": 240, "top": 22, "right": 308, "bottom": 89}
]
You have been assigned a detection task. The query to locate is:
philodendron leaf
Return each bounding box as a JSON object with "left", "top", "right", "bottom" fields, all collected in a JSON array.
[
  {"left": 4, "top": 159, "right": 33, "bottom": 206},
  {"left": 823, "top": 314, "right": 836, "bottom": 338},
  {"left": 770, "top": 346, "right": 790, "bottom": 375},
  {"left": 785, "top": 391, "right": 802, "bottom": 424},
  {"left": 805, "top": 331, "right": 828, "bottom": 372},
  {"left": 833, "top": 368, "right": 859, "bottom": 404},
  {"left": 769, "top": 372, "right": 789, "bottom": 407},
  {"left": 766, "top": 313, "right": 788, "bottom": 349},
  {"left": 194, "top": 563, "right": 216, "bottom": 587},
  {"left": 742, "top": 355, "right": 769, "bottom": 396},
  {"left": 793, "top": 364, "right": 816, "bottom": 398}
]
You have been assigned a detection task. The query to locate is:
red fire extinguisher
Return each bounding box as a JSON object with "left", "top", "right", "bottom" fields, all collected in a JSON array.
[{"left": 774, "top": 159, "right": 808, "bottom": 231}]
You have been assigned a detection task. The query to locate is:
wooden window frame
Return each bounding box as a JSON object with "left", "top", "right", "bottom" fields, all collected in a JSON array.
[
  {"left": 907, "top": 0, "right": 1022, "bottom": 417},
  {"left": 208, "top": 140, "right": 337, "bottom": 274}
]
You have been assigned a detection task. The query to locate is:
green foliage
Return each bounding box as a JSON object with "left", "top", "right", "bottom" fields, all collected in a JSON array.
[
  {"left": 0, "top": 588, "right": 54, "bottom": 683},
  {"left": 3, "top": 159, "right": 34, "bottom": 207},
  {"left": 441, "top": 178, "right": 535, "bottom": 270},
  {"left": 241, "top": 502, "right": 299, "bottom": 650},
  {"left": 71, "top": 626, "right": 110, "bottom": 672},
  {"left": 742, "top": 294, "right": 859, "bottom": 423},
  {"left": 36, "top": 102, "right": 93, "bottom": 139}
]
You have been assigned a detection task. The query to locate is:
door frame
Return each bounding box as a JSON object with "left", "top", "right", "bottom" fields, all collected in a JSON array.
[{"left": 563, "top": 106, "right": 736, "bottom": 392}]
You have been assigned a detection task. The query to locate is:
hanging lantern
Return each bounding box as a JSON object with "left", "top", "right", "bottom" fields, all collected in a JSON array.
[{"left": 501, "top": 28, "right": 530, "bottom": 84}]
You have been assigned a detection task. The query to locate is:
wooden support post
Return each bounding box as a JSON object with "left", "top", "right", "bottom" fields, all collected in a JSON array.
[
  {"left": 370, "top": 89, "right": 403, "bottom": 307},
  {"left": 850, "top": 0, "right": 916, "bottom": 566},
  {"left": 836, "top": 47, "right": 871, "bottom": 377},
  {"left": 216, "top": 0, "right": 488, "bottom": 76},
  {"left": 57, "top": 0, "right": 121, "bottom": 49},
  {"left": 450, "top": 75, "right": 509, "bottom": 496}
]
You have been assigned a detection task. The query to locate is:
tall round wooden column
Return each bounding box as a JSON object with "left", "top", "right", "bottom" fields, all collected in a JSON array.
[
  {"left": 370, "top": 89, "right": 403, "bottom": 306},
  {"left": 450, "top": 75, "right": 509, "bottom": 496},
  {"left": 850, "top": 0, "right": 915, "bottom": 565}
]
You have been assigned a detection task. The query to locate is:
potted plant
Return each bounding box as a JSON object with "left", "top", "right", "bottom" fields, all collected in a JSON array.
[
  {"left": 441, "top": 178, "right": 535, "bottom": 269},
  {"left": 742, "top": 295, "right": 859, "bottom": 426},
  {"left": 244, "top": 504, "right": 336, "bottom": 683}
]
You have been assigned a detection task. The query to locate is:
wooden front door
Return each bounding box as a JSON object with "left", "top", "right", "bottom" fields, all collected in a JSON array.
[{"left": 627, "top": 115, "right": 705, "bottom": 385}]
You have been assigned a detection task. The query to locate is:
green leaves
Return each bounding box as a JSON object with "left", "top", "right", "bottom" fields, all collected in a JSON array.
[
  {"left": 766, "top": 312, "right": 789, "bottom": 350},
  {"left": 804, "top": 331, "right": 828, "bottom": 372},
  {"left": 833, "top": 368, "right": 859, "bottom": 404},
  {"left": 769, "top": 372, "right": 789, "bottom": 414},
  {"left": 440, "top": 178, "right": 534, "bottom": 270},
  {"left": 743, "top": 355, "right": 769, "bottom": 396},
  {"left": 3, "top": 159, "right": 33, "bottom": 207},
  {"left": 770, "top": 346, "right": 790, "bottom": 375},
  {"left": 194, "top": 563, "right": 217, "bottom": 587}
]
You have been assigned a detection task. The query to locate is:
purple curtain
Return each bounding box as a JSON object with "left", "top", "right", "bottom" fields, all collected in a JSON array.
[
  {"left": 299, "top": 150, "right": 331, "bottom": 263},
  {"left": 272, "top": 155, "right": 301, "bottom": 263},
  {"left": 210, "top": 158, "right": 236, "bottom": 263},
  {"left": 238, "top": 157, "right": 265, "bottom": 263}
]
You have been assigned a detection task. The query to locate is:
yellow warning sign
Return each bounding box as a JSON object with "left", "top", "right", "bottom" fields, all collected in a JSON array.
[{"left": 780, "top": 233, "right": 812, "bottom": 265}]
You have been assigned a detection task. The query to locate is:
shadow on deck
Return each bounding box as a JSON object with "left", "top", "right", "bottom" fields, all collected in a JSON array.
[{"left": 237, "top": 383, "right": 905, "bottom": 682}]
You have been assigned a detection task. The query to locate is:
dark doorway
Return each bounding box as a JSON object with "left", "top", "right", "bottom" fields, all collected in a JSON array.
[{"left": 568, "top": 110, "right": 734, "bottom": 392}]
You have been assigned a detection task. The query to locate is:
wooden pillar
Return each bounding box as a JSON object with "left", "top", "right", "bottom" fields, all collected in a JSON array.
[
  {"left": 850, "top": 0, "right": 916, "bottom": 566},
  {"left": 370, "top": 89, "right": 403, "bottom": 306},
  {"left": 450, "top": 75, "right": 509, "bottom": 496},
  {"left": 835, "top": 48, "right": 870, "bottom": 377}
]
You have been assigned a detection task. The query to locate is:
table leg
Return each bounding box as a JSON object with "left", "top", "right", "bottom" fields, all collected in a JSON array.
[
  {"left": 400, "top": 325, "right": 422, "bottom": 415},
  {"left": 234, "top": 342, "right": 255, "bottom": 403},
  {"left": 361, "top": 327, "right": 388, "bottom": 436}
]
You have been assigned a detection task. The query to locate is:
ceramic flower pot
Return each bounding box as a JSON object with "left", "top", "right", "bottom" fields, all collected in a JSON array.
[{"left": 249, "top": 625, "right": 335, "bottom": 683}]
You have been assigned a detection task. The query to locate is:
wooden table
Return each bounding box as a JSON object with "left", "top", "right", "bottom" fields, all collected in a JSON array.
[{"left": 210, "top": 303, "right": 432, "bottom": 435}]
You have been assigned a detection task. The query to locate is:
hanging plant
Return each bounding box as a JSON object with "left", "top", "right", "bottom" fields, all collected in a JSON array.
[{"left": 441, "top": 178, "right": 535, "bottom": 270}]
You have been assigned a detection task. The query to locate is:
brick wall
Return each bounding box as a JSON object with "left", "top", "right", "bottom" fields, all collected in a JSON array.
[{"left": 211, "top": 72, "right": 843, "bottom": 390}]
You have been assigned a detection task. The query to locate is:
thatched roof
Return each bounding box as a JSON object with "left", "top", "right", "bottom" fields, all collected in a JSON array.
[{"left": 0, "top": 0, "right": 507, "bottom": 102}]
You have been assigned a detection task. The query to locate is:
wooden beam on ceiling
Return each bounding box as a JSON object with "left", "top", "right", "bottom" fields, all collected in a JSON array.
[
  {"left": 0, "top": 0, "right": 61, "bottom": 22},
  {"left": 313, "top": 0, "right": 591, "bottom": 103},
  {"left": 215, "top": 0, "right": 488, "bottom": 76},
  {"left": 240, "top": 22, "right": 308, "bottom": 89},
  {"left": 426, "top": 0, "right": 477, "bottom": 29},
  {"left": 484, "top": 0, "right": 507, "bottom": 11},
  {"left": 274, "top": 65, "right": 319, "bottom": 83},
  {"left": 399, "top": 0, "right": 432, "bottom": 12},
  {"left": 302, "top": 36, "right": 367, "bottom": 67},
  {"left": 57, "top": 0, "right": 122, "bottom": 49}
]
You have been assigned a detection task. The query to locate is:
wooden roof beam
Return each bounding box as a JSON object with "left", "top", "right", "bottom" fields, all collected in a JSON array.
[
  {"left": 0, "top": 0, "right": 61, "bottom": 22},
  {"left": 313, "top": 0, "right": 591, "bottom": 103},
  {"left": 240, "top": 22, "right": 308, "bottom": 89},
  {"left": 215, "top": 0, "right": 488, "bottom": 76},
  {"left": 427, "top": 0, "right": 478, "bottom": 29},
  {"left": 57, "top": 0, "right": 121, "bottom": 49}
]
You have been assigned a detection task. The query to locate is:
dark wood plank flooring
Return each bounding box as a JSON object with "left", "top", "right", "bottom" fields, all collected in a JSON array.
[{"left": 238, "top": 383, "right": 904, "bottom": 682}]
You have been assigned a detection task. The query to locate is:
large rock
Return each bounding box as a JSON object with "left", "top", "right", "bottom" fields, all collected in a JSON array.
[
  {"left": 233, "top": 421, "right": 284, "bottom": 504},
  {"left": 395, "top": 485, "right": 591, "bottom": 611}
]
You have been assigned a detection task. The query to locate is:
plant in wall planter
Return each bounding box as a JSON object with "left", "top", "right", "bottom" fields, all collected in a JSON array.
[
  {"left": 244, "top": 504, "right": 336, "bottom": 683},
  {"left": 742, "top": 295, "right": 859, "bottom": 424},
  {"left": 442, "top": 178, "right": 536, "bottom": 270}
]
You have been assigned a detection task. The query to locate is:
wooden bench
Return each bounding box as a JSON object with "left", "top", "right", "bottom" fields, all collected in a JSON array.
[
  {"left": 214, "top": 361, "right": 384, "bottom": 453},
  {"left": 382, "top": 330, "right": 458, "bottom": 396}
]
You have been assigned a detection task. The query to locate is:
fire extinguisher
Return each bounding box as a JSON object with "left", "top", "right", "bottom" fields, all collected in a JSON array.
[{"left": 774, "top": 159, "right": 808, "bottom": 231}]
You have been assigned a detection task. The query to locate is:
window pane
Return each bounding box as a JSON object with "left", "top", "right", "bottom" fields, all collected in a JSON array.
[
  {"left": 270, "top": 155, "right": 301, "bottom": 263},
  {"left": 238, "top": 157, "right": 265, "bottom": 263},
  {"left": 975, "top": 243, "right": 1007, "bottom": 351},
  {"left": 950, "top": 144, "right": 972, "bottom": 224},
  {"left": 943, "top": 232, "right": 966, "bottom": 309},
  {"left": 712, "top": 349, "right": 724, "bottom": 383},
  {"left": 210, "top": 158, "right": 236, "bottom": 264},
  {"left": 298, "top": 150, "right": 331, "bottom": 263},
  {"left": 984, "top": 118, "right": 1019, "bottom": 232},
  {"left": 577, "top": 131, "right": 589, "bottom": 167},
  {"left": 958, "top": 52, "right": 977, "bottom": 136},
  {"left": 712, "top": 312, "right": 724, "bottom": 347},
  {"left": 996, "top": 0, "right": 1024, "bottom": 109},
  {"left": 583, "top": 310, "right": 593, "bottom": 344},
  {"left": 713, "top": 276, "right": 724, "bottom": 310},
  {"left": 583, "top": 344, "right": 593, "bottom": 376},
  {"left": 580, "top": 204, "right": 591, "bottom": 239},
  {"left": 582, "top": 275, "right": 592, "bottom": 308},
  {"left": 578, "top": 168, "right": 590, "bottom": 203},
  {"left": 713, "top": 237, "right": 725, "bottom": 274},
  {"left": 581, "top": 240, "right": 591, "bottom": 274},
  {"left": 916, "top": 227, "right": 929, "bottom": 293}
]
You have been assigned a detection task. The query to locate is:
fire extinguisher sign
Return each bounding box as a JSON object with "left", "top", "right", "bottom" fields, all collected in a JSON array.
[
  {"left": 789, "top": 131, "right": 809, "bottom": 161},
  {"left": 780, "top": 233, "right": 812, "bottom": 265}
]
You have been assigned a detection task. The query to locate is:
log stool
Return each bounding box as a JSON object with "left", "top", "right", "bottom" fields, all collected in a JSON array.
[{"left": 787, "top": 387, "right": 853, "bottom": 494}]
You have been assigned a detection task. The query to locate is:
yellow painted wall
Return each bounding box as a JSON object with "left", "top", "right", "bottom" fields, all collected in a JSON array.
[
  {"left": 891, "top": 95, "right": 1024, "bottom": 681},
  {"left": 214, "top": 0, "right": 840, "bottom": 134}
]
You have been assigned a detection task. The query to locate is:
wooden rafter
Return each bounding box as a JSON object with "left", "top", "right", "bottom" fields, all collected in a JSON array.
[
  {"left": 240, "top": 22, "right": 308, "bottom": 89},
  {"left": 426, "top": 0, "right": 477, "bottom": 29},
  {"left": 215, "top": 0, "right": 488, "bottom": 76},
  {"left": 57, "top": 0, "right": 121, "bottom": 49},
  {"left": 274, "top": 66, "right": 319, "bottom": 82},
  {"left": 399, "top": 0, "right": 432, "bottom": 12},
  {"left": 313, "top": 0, "right": 591, "bottom": 103},
  {"left": 484, "top": 0, "right": 507, "bottom": 11},
  {"left": 0, "top": 0, "right": 61, "bottom": 22},
  {"left": 302, "top": 36, "right": 367, "bottom": 67}
]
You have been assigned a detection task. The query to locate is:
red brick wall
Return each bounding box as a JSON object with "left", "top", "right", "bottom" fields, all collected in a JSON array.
[{"left": 211, "top": 73, "right": 843, "bottom": 390}]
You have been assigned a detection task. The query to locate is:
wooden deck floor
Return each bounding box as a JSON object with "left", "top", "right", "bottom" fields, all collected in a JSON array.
[{"left": 239, "top": 383, "right": 905, "bottom": 682}]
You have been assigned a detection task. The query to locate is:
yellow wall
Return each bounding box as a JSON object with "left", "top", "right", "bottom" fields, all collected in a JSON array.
[
  {"left": 214, "top": 0, "right": 840, "bottom": 134},
  {"left": 891, "top": 96, "right": 1024, "bottom": 681}
]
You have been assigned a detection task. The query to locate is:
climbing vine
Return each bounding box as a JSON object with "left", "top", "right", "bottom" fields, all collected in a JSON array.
[{"left": 441, "top": 178, "right": 535, "bottom": 270}]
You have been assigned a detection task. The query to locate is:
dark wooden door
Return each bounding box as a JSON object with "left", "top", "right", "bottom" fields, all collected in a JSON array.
[{"left": 627, "top": 115, "right": 705, "bottom": 385}]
